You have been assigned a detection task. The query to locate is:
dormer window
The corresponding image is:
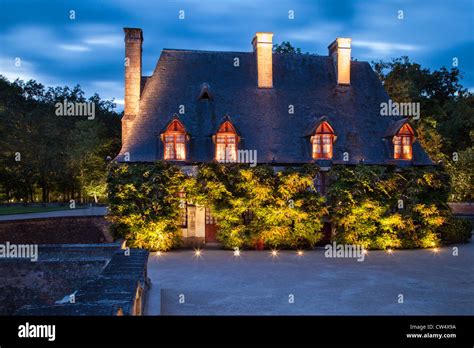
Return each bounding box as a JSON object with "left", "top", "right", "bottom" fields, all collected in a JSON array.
[
  {"left": 215, "top": 120, "right": 238, "bottom": 162},
  {"left": 162, "top": 118, "right": 186, "bottom": 161},
  {"left": 311, "top": 121, "right": 335, "bottom": 159},
  {"left": 393, "top": 123, "right": 414, "bottom": 160},
  {"left": 198, "top": 83, "right": 213, "bottom": 101}
]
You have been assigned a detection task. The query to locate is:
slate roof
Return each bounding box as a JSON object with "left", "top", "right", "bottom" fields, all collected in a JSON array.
[{"left": 118, "top": 49, "right": 433, "bottom": 166}]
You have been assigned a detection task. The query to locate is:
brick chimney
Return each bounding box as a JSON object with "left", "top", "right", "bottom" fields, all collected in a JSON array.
[
  {"left": 252, "top": 32, "right": 274, "bottom": 88},
  {"left": 328, "top": 38, "right": 351, "bottom": 85},
  {"left": 123, "top": 28, "right": 143, "bottom": 144}
]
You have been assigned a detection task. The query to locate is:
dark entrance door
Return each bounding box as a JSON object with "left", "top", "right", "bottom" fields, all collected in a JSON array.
[
  {"left": 205, "top": 208, "right": 218, "bottom": 243},
  {"left": 316, "top": 222, "right": 332, "bottom": 245}
]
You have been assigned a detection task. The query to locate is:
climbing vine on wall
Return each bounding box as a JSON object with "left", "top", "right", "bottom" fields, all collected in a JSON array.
[
  {"left": 326, "top": 165, "right": 471, "bottom": 249},
  {"left": 197, "top": 163, "right": 327, "bottom": 249},
  {"left": 107, "top": 162, "right": 471, "bottom": 251}
]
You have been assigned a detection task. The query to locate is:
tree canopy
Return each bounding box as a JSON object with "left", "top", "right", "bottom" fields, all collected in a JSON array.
[
  {"left": 273, "top": 41, "right": 304, "bottom": 54},
  {"left": 0, "top": 76, "right": 121, "bottom": 203},
  {"left": 372, "top": 56, "right": 473, "bottom": 201}
]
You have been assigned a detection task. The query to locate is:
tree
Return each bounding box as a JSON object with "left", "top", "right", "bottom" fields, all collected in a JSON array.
[
  {"left": 273, "top": 41, "right": 303, "bottom": 54},
  {"left": 0, "top": 76, "right": 121, "bottom": 203},
  {"left": 372, "top": 57, "right": 473, "bottom": 201}
]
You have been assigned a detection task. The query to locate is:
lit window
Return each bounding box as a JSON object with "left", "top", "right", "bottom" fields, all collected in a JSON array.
[
  {"left": 393, "top": 124, "right": 414, "bottom": 160},
  {"left": 215, "top": 121, "right": 238, "bottom": 162},
  {"left": 162, "top": 119, "right": 186, "bottom": 161},
  {"left": 311, "top": 122, "right": 334, "bottom": 159}
]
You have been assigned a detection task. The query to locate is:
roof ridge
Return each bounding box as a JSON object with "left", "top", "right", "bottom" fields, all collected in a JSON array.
[{"left": 162, "top": 48, "right": 250, "bottom": 54}]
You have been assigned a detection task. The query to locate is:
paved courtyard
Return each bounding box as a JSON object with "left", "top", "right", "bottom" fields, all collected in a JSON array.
[{"left": 146, "top": 242, "right": 474, "bottom": 315}]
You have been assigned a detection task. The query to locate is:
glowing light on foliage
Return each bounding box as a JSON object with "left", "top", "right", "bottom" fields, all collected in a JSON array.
[
  {"left": 108, "top": 163, "right": 470, "bottom": 252},
  {"left": 197, "top": 163, "right": 326, "bottom": 249},
  {"left": 326, "top": 165, "right": 469, "bottom": 250}
]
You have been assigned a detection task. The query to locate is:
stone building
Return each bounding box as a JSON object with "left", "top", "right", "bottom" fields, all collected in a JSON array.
[{"left": 117, "top": 28, "right": 432, "bottom": 245}]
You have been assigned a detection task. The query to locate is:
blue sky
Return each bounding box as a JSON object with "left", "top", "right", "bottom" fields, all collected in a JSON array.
[{"left": 0, "top": 0, "right": 472, "bottom": 111}]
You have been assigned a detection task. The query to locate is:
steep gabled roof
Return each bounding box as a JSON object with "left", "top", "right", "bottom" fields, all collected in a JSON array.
[{"left": 118, "top": 49, "right": 433, "bottom": 165}]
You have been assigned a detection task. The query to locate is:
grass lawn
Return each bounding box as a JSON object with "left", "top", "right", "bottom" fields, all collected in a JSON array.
[{"left": 0, "top": 205, "right": 87, "bottom": 215}]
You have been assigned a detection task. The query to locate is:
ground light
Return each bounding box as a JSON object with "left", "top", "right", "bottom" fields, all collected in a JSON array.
[
  {"left": 387, "top": 248, "right": 393, "bottom": 254},
  {"left": 271, "top": 249, "right": 279, "bottom": 258},
  {"left": 363, "top": 249, "right": 368, "bottom": 255},
  {"left": 194, "top": 249, "right": 202, "bottom": 258},
  {"left": 432, "top": 247, "right": 439, "bottom": 253},
  {"left": 297, "top": 250, "right": 304, "bottom": 256},
  {"left": 233, "top": 248, "right": 241, "bottom": 257}
]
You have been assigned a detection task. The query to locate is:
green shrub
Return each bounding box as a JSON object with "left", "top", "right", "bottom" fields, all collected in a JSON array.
[
  {"left": 198, "top": 164, "right": 326, "bottom": 249},
  {"left": 327, "top": 165, "right": 456, "bottom": 249},
  {"left": 438, "top": 215, "right": 472, "bottom": 244},
  {"left": 107, "top": 162, "right": 195, "bottom": 251},
  {"left": 107, "top": 161, "right": 465, "bottom": 251}
]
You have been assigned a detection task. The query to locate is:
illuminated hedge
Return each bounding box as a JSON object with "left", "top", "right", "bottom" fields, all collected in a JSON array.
[
  {"left": 326, "top": 165, "right": 470, "bottom": 249},
  {"left": 107, "top": 162, "right": 470, "bottom": 251}
]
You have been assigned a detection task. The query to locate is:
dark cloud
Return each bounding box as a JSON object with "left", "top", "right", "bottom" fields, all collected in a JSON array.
[{"left": 0, "top": 0, "right": 472, "bottom": 110}]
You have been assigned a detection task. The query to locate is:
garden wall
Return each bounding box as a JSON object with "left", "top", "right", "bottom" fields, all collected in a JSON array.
[{"left": 0, "top": 216, "right": 113, "bottom": 244}]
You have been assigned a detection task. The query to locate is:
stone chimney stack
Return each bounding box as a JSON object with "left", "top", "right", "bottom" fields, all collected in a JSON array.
[
  {"left": 123, "top": 28, "right": 143, "bottom": 144},
  {"left": 252, "top": 32, "right": 274, "bottom": 89},
  {"left": 328, "top": 38, "right": 351, "bottom": 85}
]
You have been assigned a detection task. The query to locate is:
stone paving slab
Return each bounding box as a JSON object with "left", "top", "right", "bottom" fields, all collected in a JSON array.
[{"left": 146, "top": 243, "right": 474, "bottom": 315}]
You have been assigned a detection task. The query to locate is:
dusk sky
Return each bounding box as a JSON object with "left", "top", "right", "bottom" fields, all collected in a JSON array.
[{"left": 1, "top": 0, "right": 472, "bottom": 111}]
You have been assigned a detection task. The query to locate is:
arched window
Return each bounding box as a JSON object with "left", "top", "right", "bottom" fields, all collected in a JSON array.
[
  {"left": 162, "top": 119, "right": 186, "bottom": 161},
  {"left": 215, "top": 121, "right": 238, "bottom": 162},
  {"left": 311, "top": 121, "right": 335, "bottom": 159},
  {"left": 393, "top": 123, "right": 414, "bottom": 160}
]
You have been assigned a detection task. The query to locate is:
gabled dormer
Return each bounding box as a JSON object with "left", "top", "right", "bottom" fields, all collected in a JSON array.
[
  {"left": 307, "top": 117, "right": 336, "bottom": 160},
  {"left": 384, "top": 119, "right": 416, "bottom": 161},
  {"left": 160, "top": 114, "right": 189, "bottom": 161},
  {"left": 197, "top": 83, "right": 213, "bottom": 101},
  {"left": 212, "top": 115, "right": 240, "bottom": 162}
]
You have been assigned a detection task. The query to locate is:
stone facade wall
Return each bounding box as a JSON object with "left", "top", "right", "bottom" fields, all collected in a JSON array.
[{"left": 0, "top": 216, "right": 113, "bottom": 244}]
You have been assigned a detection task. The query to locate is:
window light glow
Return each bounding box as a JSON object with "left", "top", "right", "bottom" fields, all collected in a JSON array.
[
  {"left": 312, "top": 122, "right": 334, "bottom": 159},
  {"left": 393, "top": 124, "right": 414, "bottom": 160},
  {"left": 215, "top": 121, "right": 238, "bottom": 162},
  {"left": 163, "top": 119, "right": 186, "bottom": 161}
]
